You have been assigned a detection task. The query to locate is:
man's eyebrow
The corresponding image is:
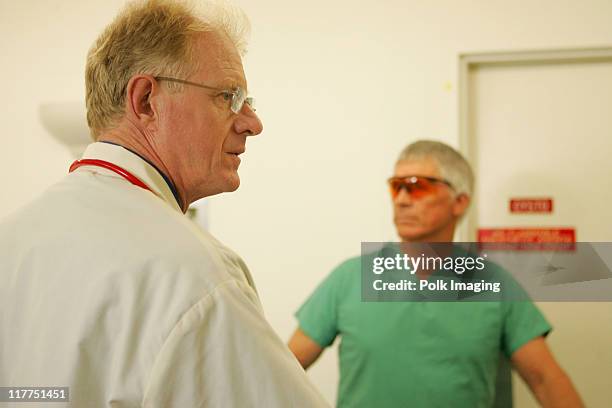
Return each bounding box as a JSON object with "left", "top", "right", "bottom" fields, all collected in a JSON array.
[
  {"left": 219, "top": 75, "right": 247, "bottom": 91},
  {"left": 229, "top": 82, "right": 248, "bottom": 92}
]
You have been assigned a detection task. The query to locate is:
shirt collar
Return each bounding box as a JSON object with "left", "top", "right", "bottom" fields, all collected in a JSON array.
[{"left": 78, "top": 142, "right": 182, "bottom": 213}]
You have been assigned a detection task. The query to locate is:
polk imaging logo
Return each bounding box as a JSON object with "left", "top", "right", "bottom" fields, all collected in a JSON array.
[
  {"left": 369, "top": 251, "right": 501, "bottom": 297},
  {"left": 361, "top": 242, "right": 612, "bottom": 302},
  {"left": 361, "top": 243, "right": 508, "bottom": 302}
]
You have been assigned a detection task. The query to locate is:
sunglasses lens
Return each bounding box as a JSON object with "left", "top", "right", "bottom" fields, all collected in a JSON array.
[
  {"left": 410, "top": 178, "right": 435, "bottom": 198},
  {"left": 389, "top": 180, "right": 401, "bottom": 198},
  {"left": 388, "top": 177, "right": 437, "bottom": 199}
]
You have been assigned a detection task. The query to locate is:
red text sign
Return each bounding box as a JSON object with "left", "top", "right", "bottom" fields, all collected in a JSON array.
[
  {"left": 478, "top": 228, "right": 575, "bottom": 243},
  {"left": 510, "top": 198, "right": 553, "bottom": 213}
]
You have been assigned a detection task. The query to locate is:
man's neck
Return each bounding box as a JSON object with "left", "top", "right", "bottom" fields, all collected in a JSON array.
[
  {"left": 97, "top": 127, "right": 188, "bottom": 212},
  {"left": 401, "top": 223, "right": 456, "bottom": 244},
  {"left": 400, "top": 230, "right": 456, "bottom": 279}
]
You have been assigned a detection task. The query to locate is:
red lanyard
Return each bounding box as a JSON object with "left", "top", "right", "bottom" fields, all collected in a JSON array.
[{"left": 69, "top": 159, "right": 152, "bottom": 193}]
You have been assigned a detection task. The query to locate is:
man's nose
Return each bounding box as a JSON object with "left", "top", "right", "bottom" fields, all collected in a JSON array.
[
  {"left": 394, "top": 187, "right": 414, "bottom": 205},
  {"left": 235, "top": 105, "right": 263, "bottom": 136}
]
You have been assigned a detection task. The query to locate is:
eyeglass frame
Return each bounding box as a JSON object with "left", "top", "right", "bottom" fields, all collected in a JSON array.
[{"left": 154, "top": 76, "right": 255, "bottom": 114}]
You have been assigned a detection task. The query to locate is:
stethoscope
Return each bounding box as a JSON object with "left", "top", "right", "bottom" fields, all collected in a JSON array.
[{"left": 69, "top": 159, "right": 153, "bottom": 193}]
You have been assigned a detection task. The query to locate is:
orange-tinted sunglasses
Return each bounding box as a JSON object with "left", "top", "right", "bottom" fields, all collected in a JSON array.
[{"left": 387, "top": 176, "right": 454, "bottom": 199}]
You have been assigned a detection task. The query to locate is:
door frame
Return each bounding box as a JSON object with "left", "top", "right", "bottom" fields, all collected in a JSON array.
[{"left": 457, "top": 46, "right": 612, "bottom": 241}]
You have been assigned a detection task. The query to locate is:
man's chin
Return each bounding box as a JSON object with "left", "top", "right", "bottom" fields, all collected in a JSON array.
[
  {"left": 216, "top": 169, "right": 241, "bottom": 193},
  {"left": 396, "top": 227, "right": 428, "bottom": 242},
  {"left": 223, "top": 174, "right": 241, "bottom": 193},
  {"left": 197, "top": 175, "right": 240, "bottom": 198}
]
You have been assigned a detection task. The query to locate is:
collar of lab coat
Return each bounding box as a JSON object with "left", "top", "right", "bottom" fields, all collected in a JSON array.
[{"left": 78, "top": 142, "right": 183, "bottom": 213}]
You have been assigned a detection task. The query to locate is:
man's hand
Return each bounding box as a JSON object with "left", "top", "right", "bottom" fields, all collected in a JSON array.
[
  {"left": 512, "top": 337, "right": 584, "bottom": 407},
  {"left": 288, "top": 328, "right": 324, "bottom": 369}
]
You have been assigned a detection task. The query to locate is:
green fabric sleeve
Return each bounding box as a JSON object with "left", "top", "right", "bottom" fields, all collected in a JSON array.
[
  {"left": 502, "top": 299, "right": 552, "bottom": 358},
  {"left": 485, "top": 260, "right": 552, "bottom": 358},
  {"left": 295, "top": 263, "right": 347, "bottom": 348}
]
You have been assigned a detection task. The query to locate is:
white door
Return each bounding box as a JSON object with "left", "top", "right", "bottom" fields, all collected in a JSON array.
[{"left": 465, "top": 50, "right": 612, "bottom": 407}]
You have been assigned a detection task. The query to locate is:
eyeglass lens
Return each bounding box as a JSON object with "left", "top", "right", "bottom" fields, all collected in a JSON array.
[{"left": 389, "top": 177, "right": 438, "bottom": 199}]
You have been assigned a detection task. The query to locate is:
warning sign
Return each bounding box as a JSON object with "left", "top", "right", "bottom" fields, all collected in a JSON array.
[
  {"left": 478, "top": 228, "right": 576, "bottom": 250},
  {"left": 510, "top": 198, "right": 553, "bottom": 213}
]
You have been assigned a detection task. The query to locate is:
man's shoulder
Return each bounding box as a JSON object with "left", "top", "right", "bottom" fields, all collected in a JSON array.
[
  {"left": 0, "top": 172, "right": 251, "bottom": 292},
  {"left": 327, "top": 253, "right": 366, "bottom": 285},
  {"left": 326, "top": 244, "right": 398, "bottom": 280},
  {"left": 334, "top": 254, "right": 361, "bottom": 272}
]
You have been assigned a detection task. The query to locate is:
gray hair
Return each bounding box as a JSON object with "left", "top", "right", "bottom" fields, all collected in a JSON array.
[
  {"left": 85, "top": 0, "right": 250, "bottom": 138},
  {"left": 396, "top": 140, "right": 474, "bottom": 197}
]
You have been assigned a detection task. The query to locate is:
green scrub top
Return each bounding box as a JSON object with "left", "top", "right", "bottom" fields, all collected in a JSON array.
[{"left": 296, "top": 251, "right": 551, "bottom": 408}]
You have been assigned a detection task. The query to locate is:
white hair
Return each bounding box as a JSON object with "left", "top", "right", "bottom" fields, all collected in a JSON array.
[
  {"left": 85, "top": 0, "right": 251, "bottom": 138},
  {"left": 396, "top": 140, "right": 474, "bottom": 197}
]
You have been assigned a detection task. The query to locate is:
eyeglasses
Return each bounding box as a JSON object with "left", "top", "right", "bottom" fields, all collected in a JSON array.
[
  {"left": 387, "top": 176, "right": 454, "bottom": 199},
  {"left": 155, "top": 76, "right": 255, "bottom": 114}
]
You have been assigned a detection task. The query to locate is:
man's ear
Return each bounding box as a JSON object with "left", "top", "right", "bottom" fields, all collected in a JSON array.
[
  {"left": 452, "top": 193, "right": 471, "bottom": 218},
  {"left": 125, "top": 75, "right": 157, "bottom": 126}
]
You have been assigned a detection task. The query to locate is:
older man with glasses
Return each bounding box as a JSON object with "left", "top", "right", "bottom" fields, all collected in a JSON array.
[
  {"left": 289, "top": 140, "right": 583, "bottom": 407},
  {"left": 0, "top": 0, "right": 329, "bottom": 406}
]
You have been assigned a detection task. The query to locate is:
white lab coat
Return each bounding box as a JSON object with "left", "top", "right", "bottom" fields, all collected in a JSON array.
[{"left": 0, "top": 142, "right": 328, "bottom": 407}]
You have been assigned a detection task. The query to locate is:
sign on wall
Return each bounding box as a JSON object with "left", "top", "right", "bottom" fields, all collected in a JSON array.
[
  {"left": 477, "top": 227, "right": 576, "bottom": 243},
  {"left": 509, "top": 198, "right": 553, "bottom": 214}
]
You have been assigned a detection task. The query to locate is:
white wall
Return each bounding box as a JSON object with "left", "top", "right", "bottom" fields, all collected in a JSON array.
[{"left": 2, "top": 0, "right": 612, "bottom": 405}]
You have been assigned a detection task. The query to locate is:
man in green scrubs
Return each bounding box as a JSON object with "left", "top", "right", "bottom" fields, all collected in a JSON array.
[{"left": 289, "top": 140, "right": 583, "bottom": 407}]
